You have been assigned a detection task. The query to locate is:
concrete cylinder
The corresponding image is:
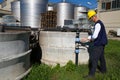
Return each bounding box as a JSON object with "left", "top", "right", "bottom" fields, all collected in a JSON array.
[{"left": 39, "top": 31, "right": 89, "bottom": 66}]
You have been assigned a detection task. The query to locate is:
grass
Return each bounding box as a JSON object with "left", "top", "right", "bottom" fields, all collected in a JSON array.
[{"left": 22, "top": 39, "right": 120, "bottom": 80}]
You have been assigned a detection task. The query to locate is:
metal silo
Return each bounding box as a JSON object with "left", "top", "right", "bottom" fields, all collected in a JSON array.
[
  {"left": 48, "top": 6, "right": 54, "bottom": 11},
  {"left": 11, "top": 1, "right": 20, "bottom": 21},
  {"left": 55, "top": 2, "right": 74, "bottom": 27},
  {"left": 74, "top": 6, "right": 91, "bottom": 28},
  {"left": 74, "top": 6, "right": 88, "bottom": 20},
  {"left": 20, "top": 0, "right": 48, "bottom": 29}
]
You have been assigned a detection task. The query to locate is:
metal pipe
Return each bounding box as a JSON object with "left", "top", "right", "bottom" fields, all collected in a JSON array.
[{"left": 75, "top": 28, "right": 80, "bottom": 65}]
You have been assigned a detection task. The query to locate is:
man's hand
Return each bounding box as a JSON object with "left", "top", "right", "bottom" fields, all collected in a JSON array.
[{"left": 80, "top": 38, "right": 90, "bottom": 43}]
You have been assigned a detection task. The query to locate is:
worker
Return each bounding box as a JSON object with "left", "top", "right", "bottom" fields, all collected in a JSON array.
[{"left": 81, "top": 10, "right": 108, "bottom": 78}]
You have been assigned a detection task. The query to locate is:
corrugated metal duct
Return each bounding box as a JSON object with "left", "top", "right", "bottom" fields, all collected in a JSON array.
[
  {"left": 20, "top": 0, "right": 48, "bottom": 28},
  {"left": 55, "top": 2, "right": 74, "bottom": 28},
  {"left": 0, "top": 31, "right": 31, "bottom": 80}
]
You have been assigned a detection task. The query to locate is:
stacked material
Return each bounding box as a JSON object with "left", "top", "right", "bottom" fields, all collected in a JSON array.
[{"left": 41, "top": 11, "right": 57, "bottom": 28}]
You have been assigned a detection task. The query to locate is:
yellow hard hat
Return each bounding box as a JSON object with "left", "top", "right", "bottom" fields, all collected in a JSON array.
[{"left": 87, "top": 10, "right": 96, "bottom": 19}]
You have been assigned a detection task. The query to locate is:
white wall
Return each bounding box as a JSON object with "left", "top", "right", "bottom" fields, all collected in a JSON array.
[
  {"left": 99, "top": 10, "right": 120, "bottom": 28},
  {"left": 97, "top": 0, "right": 120, "bottom": 34}
]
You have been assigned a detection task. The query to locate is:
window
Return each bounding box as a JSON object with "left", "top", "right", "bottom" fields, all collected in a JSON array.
[
  {"left": 101, "top": 0, "right": 120, "bottom": 10},
  {"left": 112, "top": 0, "right": 116, "bottom": 8},
  {"left": 116, "top": 0, "right": 120, "bottom": 8},
  {"left": 102, "top": 2, "right": 106, "bottom": 10},
  {"left": 106, "top": 2, "right": 111, "bottom": 10},
  {"left": 101, "top": 1, "right": 111, "bottom": 10}
]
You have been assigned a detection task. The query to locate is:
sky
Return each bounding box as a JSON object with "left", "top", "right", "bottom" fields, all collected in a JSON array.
[
  {"left": 49, "top": 0, "right": 97, "bottom": 9},
  {"left": 0, "top": 0, "right": 97, "bottom": 9}
]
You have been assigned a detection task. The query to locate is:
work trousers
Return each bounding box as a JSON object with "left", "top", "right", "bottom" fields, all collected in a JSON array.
[{"left": 88, "top": 45, "right": 107, "bottom": 76}]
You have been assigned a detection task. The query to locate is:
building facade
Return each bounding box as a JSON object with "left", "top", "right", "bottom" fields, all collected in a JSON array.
[
  {"left": 0, "top": 0, "right": 15, "bottom": 11},
  {"left": 0, "top": 0, "right": 15, "bottom": 24},
  {"left": 97, "top": 0, "right": 120, "bottom": 33}
]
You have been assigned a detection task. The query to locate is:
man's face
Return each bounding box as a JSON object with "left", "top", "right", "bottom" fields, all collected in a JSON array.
[
  {"left": 88, "top": 16, "right": 95, "bottom": 25},
  {"left": 89, "top": 16, "right": 95, "bottom": 22}
]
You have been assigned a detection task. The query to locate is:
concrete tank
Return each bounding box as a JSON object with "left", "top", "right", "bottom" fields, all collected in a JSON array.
[
  {"left": 11, "top": 1, "right": 20, "bottom": 21},
  {"left": 20, "top": 0, "right": 48, "bottom": 28},
  {"left": 39, "top": 31, "right": 89, "bottom": 66},
  {"left": 55, "top": 2, "right": 74, "bottom": 27},
  {"left": 0, "top": 31, "right": 31, "bottom": 80}
]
